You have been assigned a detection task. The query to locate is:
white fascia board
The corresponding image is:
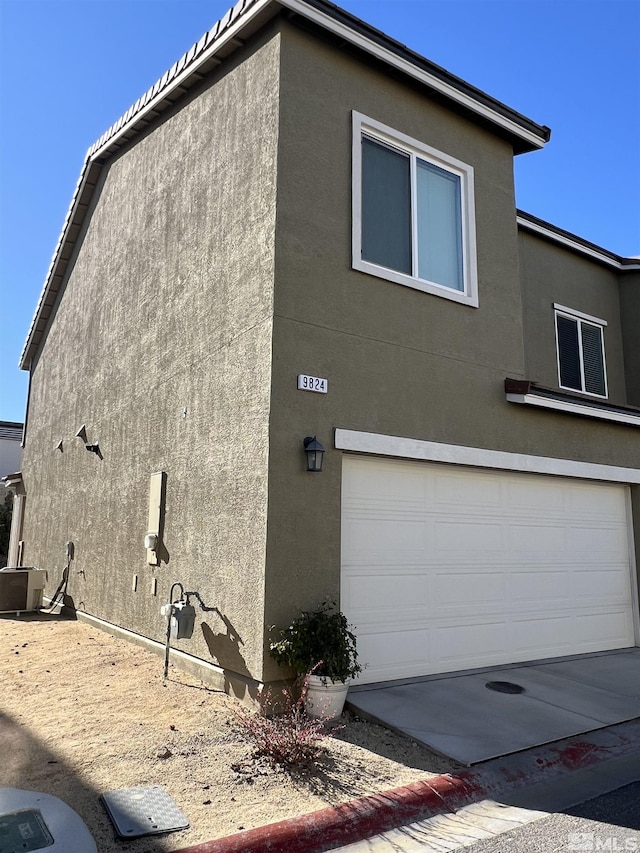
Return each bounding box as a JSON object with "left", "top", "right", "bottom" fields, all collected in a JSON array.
[
  {"left": 281, "top": 0, "right": 547, "bottom": 151},
  {"left": 517, "top": 215, "right": 640, "bottom": 271},
  {"left": 90, "top": 0, "right": 547, "bottom": 159},
  {"left": 506, "top": 392, "right": 640, "bottom": 429},
  {"left": 334, "top": 428, "right": 640, "bottom": 484}
]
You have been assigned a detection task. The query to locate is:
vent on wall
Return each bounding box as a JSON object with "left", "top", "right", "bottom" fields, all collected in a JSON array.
[{"left": 0, "top": 568, "right": 47, "bottom": 613}]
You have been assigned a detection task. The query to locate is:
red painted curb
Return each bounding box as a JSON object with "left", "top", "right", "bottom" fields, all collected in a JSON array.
[
  {"left": 173, "top": 774, "right": 476, "bottom": 853},
  {"left": 174, "top": 720, "right": 640, "bottom": 853}
]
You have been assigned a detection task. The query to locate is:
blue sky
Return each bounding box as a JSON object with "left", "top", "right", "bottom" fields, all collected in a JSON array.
[{"left": 1, "top": 0, "right": 638, "bottom": 423}]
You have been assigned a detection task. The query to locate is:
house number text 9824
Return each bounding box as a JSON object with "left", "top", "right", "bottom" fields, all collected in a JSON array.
[{"left": 297, "top": 374, "right": 328, "bottom": 394}]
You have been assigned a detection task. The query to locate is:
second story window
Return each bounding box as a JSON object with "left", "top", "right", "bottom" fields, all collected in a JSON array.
[
  {"left": 352, "top": 112, "right": 478, "bottom": 307},
  {"left": 554, "top": 304, "right": 607, "bottom": 397}
]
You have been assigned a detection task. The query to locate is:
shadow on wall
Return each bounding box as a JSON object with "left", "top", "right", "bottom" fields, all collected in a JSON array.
[
  {"left": 0, "top": 709, "right": 172, "bottom": 853},
  {"left": 201, "top": 613, "right": 258, "bottom": 700}
]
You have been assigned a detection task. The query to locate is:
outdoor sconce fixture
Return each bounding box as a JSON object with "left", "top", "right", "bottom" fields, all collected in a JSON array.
[
  {"left": 303, "top": 436, "right": 325, "bottom": 472},
  {"left": 85, "top": 443, "right": 102, "bottom": 458}
]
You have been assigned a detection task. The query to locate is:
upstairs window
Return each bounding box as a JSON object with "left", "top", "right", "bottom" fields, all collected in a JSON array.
[
  {"left": 554, "top": 304, "right": 607, "bottom": 397},
  {"left": 352, "top": 112, "right": 478, "bottom": 307}
]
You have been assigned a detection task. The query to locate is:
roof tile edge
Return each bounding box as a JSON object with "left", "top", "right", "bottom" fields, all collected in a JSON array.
[{"left": 18, "top": 0, "right": 560, "bottom": 370}]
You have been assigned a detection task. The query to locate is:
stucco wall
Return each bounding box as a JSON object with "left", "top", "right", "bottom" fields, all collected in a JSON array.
[
  {"left": 518, "top": 231, "right": 627, "bottom": 404},
  {"left": 262, "top": 22, "right": 640, "bottom": 679},
  {"left": 19, "top": 15, "right": 639, "bottom": 690},
  {"left": 21, "top": 29, "right": 281, "bottom": 689},
  {"left": 619, "top": 270, "right": 640, "bottom": 407},
  {"left": 264, "top": 22, "right": 525, "bottom": 674}
]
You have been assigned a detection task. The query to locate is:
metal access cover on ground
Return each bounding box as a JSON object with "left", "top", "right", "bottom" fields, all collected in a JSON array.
[
  {"left": 101, "top": 786, "right": 189, "bottom": 838},
  {"left": 0, "top": 809, "right": 53, "bottom": 852}
]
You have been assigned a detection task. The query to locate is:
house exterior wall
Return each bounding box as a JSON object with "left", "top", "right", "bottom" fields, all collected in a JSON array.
[
  {"left": 20, "top": 28, "right": 281, "bottom": 692},
  {"left": 262, "top": 22, "right": 640, "bottom": 681},
  {"left": 518, "top": 230, "right": 627, "bottom": 404},
  {"left": 619, "top": 270, "right": 640, "bottom": 408},
  {"left": 18, "top": 13, "right": 639, "bottom": 691}
]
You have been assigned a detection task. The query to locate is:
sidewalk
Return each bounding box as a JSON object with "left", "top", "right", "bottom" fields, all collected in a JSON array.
[{"left": 174, "top": 718, "right": 640, "bottom": 853}]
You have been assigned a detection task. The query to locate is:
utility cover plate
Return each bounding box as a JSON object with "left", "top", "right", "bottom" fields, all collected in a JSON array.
[
  {"left": 0, "top": 808, "right": 54, "bottom": 851},
  {"left": 101, "top": 786, "right": 189, "bottom": 838}
]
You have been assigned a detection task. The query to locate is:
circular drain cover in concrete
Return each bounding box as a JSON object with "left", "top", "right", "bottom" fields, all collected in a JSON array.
[{"left": 485, "top": 680, "right": 525, "bottom": 694}]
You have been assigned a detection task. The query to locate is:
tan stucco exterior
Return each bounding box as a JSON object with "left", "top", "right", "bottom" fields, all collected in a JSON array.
[
  {"left": 21, "top": 27, "right": 281, "bottom": 695},
  {"left": 17, "top": 14, "right": 640, "bottom": 693}
]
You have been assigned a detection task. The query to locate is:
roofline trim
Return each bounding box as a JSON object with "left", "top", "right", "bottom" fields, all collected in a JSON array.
[
  {"left": 19, "top": 160, "right": 101, "bottom": 369},
  {"left": 88, "top": 0, "right": 274, "bottom": 162},
  {"left": 282, "top": 0, "right": 549, "bottom": 150},
  {"left": 86, "top": 0, "right": 549, "bottom": 166},
  {"left": 20, "top": 0, "right": 553, "bottom": 371},
  {"left": 517, "top": 212, "right": 640, "bottom": 271}
]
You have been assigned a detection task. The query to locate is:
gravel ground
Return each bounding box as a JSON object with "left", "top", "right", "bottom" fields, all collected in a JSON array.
[{"left": 1, "top": 613, "right": 460, "bottom": 852}]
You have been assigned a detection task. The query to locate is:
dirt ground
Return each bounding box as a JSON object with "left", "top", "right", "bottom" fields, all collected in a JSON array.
[{"left": 1, "top": 613, "right": 460, "bottom": 852}]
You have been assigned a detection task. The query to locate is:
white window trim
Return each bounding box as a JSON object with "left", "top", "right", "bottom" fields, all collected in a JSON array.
[
  {"left": 352, "top": 111, "right": 478, "bottom": 307},
  {"left": 554, "top": 305, "right": 608, "bottom": 399},
  {"left": 553, "top": 303, "right": 608, "bottom": 327}
]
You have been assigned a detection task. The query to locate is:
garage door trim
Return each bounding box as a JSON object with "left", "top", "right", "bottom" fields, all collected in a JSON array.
[{"left": 335, "top": 428, "right": 640, "bottom": 485}]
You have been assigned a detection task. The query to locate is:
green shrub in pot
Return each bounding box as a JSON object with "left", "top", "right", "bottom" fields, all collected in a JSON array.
[{"left": 269, "top": 600, "right": 362, "bottom": 684}]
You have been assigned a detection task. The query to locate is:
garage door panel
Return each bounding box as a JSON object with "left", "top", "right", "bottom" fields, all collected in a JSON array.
[
  {"left": 566, "top": 525, "right": 628, "bottom": 555},
  {"left": 359, "top": 628, "right": 432, "bottom": 679},
  {"left": 346, "top": 518, "right": 426, "bottom": 552},
  {"left": 437, "top": 622, "right": 508, "bottom": 663},
  {"left": 510, "top": 571, "right": 572, "bottom": 602},
  {"left": 434, "top": 520, "right": 504, "bottom": 551},
  {"left": 568, "top": 484, "right": 627, "bottom": 517},
  {"left": 343, "top": 463, "right": 427, "bottom": 501},
  {"left": 507, "top": 523, "right": 567, "bottom": 551},
  {"left": 510, "top": 615, "right": 576, "bottom": 654},
  {"left": 436, "top": 572, "right": 505, "bottom": 608},
  {"left": 570, "top": 568, "right": 633, "bottom": 602},
  {"left": 507, "top": 479, "right": 567, "bottom": 512},
  {"left": 344, "top": 575, "right": 427, "bottom": 609},
  {"left": 434, "top": 474, "right": 502, "bottom": 508},
  {"left": 342, "top": 456, "right": 636, "bottom": 684},
  {"left": 572, "top": 610, "right": 636, "bottom": 648}
]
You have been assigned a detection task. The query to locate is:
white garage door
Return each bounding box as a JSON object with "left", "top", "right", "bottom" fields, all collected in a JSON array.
[{"left": 341, "top": 455, "right": 636, "bottom": 684}]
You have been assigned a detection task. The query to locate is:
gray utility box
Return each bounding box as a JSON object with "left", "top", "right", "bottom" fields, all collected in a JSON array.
[{"left": 0, "top": 567, "right": 48, "bottom": 613}]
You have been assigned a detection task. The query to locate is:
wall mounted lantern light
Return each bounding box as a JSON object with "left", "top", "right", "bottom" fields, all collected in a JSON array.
[{"left": 303, "top": 436, "right": 325, "bottom": 472}]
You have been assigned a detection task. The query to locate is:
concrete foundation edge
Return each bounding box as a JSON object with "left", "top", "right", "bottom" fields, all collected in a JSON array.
[{"left": 48, "top": 603, "right": 266, "bottom": 703}]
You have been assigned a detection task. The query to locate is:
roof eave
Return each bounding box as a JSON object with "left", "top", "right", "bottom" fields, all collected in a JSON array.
[
  {"left": 516, "top": 211, "right": 640, "bottom": 271},
  {"left": 20, "top": 0, "right": 551, "bottom": 371}
]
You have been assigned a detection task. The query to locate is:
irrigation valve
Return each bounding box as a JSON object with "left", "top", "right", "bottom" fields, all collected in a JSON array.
[{"left": 169, "top": 600, "right": 195, "bottom": 640}]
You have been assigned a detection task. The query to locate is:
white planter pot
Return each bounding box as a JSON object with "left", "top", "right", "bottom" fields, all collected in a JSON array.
[{"left": 304, "top": 675, "right": 349, "bottom": 721}]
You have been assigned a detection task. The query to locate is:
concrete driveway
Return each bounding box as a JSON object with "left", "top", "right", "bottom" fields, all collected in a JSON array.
[{"left": 346, "top": 648, "right": 640, "bottom": 765}]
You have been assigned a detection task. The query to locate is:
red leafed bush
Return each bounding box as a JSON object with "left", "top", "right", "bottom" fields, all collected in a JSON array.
[{"left": 235, "top": 670, "right": 338, "bottom": 765}]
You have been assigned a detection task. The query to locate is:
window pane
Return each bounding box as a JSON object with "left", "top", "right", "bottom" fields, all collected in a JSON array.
[
  {"left": 416, "top": 160, "right": 463, "bottom": 291},
  {"left": 557, "top": 315, "right": 582, "bottom": 390},
  {"left": 361, "top": 137, "right": 411, "bottom": 275},
  {"left": 581, "top": 322, "right": 606, "bottom": 395}
]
